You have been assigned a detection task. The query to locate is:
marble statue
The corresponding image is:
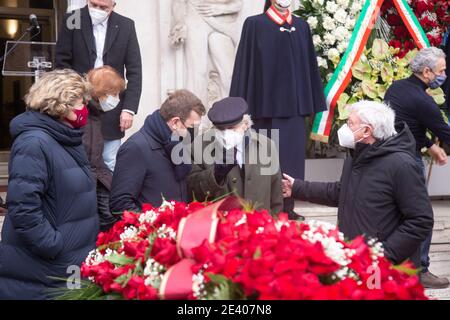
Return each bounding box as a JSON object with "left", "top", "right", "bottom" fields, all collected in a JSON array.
[{"left": 170, "top": 0, "right": 243, "bottom": 109}]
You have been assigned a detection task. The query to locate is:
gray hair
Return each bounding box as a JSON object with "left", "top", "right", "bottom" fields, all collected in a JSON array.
[
  {"left": 347, "top": 101, "right": 397, "bottom": 141},
  {"left": 410, "top": 47, "right": 446, "bottom": 74}
]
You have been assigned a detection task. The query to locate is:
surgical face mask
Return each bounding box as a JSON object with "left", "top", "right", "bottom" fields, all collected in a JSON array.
[
  {"left": 217, "top": 129, "right": 244, "bottom": 150},
  {"left": 337, "top": 124, "right": 367, "bottom": 149},
  {"left": 276, "top": 0, "right": 292, "bottom": 8},
  {"left": 89, "top": 6, "right": 109, "bottom": 25},
  {"left": 100, "top": 95, "right": 120, "bottom": 112},
  {"left": 429, "top": 72, "right": 447, "bottom": 89}
]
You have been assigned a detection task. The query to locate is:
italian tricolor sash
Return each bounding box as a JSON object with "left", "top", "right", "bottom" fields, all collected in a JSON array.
[{"left": 311, "top": 0, "right": 430, "bottom": 143}]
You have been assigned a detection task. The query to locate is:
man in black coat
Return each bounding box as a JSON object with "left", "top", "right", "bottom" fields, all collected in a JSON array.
[
  {"left": 282, "top": 101, "right": 434, "bottom": 270},
  {"left": 56, "top": 0, "right": 142, "bottom": 172},
  {"left": 445, "top": 28, "right": 450, "bottom": 114},
  {"left": 109, "top": 90, "right": 205, "bottom": 213},
  {"left": 384, "top": 47, "right": 449, "bottom": 288}
]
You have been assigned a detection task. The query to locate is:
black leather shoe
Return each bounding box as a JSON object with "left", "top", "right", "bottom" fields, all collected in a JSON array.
[{"left": 287, "top": 210, "right": 305, "bottom": 222}]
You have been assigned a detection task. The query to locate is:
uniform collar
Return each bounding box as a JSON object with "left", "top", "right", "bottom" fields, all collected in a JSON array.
[
  {"left": 408, "top": 74, "right": 429, "bottom": 91},
  {"left": 266, "top": 5, "right": 293, "bottom": 25}
]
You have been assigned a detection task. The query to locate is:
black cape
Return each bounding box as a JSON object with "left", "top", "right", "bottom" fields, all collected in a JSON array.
[
  {"left": 445, "top": 32, "right": 450, "bottom": 113},
  {"left": 230, "top": 13, "right": 327, "bottom": 119}
]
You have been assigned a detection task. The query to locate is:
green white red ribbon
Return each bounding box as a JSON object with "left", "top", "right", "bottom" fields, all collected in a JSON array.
[{"left": 311, "top": 0, "right": 430, "bottom": 143}]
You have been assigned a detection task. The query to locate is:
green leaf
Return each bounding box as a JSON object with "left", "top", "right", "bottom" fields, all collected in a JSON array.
[
  {"left": 392, "top": 264, "right": 419, "bottom": 276},
  {"left": 253, "top": 247, "right": 262, "bottom": 259},
  {"left": 105, "top": 253, "right": 135, "bottom": 266},
  {"left": 205, "top": 273, "right": 246, "bottom": 300}
]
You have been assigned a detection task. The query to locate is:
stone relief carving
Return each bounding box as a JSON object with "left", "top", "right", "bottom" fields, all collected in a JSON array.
[{"left": 169, "top": 0, "right": 243, "bottom": 112}]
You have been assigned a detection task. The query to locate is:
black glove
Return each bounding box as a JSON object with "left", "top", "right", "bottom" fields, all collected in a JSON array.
[{"left": 214, "top": 147, "right": 237, "bottom": 185}]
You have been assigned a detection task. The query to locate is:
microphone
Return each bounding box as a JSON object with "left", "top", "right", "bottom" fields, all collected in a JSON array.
[{"left": 29, "top": 14, "right": 40, "bottom": 30}]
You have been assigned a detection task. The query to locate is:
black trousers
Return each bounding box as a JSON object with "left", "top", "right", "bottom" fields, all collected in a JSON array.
[{"left": 97, "top": 182, "right": 119, "bottom": 232}]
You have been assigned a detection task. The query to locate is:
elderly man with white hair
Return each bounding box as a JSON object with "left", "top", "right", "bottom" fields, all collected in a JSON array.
[
  {"left": 282, "top": 101, "right": 434, "bottom": 272},
  {"left": 385, "top": 47, "right": 449, "bottom": 289},
  {"left": 188, "top": 97, "right": 283, "bottom": 216}
]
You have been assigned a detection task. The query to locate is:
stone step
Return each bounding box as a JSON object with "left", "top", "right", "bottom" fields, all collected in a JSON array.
[
  {"left": 295, "top": 200, "right": 450, "bottom": 244},
  {"left": 426, "top": 288, "right": 450, "bottom": 300}
]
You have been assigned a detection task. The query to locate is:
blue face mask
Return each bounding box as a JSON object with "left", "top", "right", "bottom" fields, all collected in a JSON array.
[{"left": 429, "top": 72, "right": 447, "bottom": 89}]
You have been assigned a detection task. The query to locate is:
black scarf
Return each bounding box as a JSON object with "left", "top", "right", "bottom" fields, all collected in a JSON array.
[{"left": 144, "top": 111, "right": 192, "bottom": 181}]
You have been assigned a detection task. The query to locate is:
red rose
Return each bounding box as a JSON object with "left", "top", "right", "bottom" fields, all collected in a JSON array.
[
  {"left": 152, "top": 238, "right": 180, "bottom": 266},
  {"left": 141, "top": 203, "right": 154, "bottom": 213},
  {"left": 389, "top": 40, "right": 402, "bottom": 49},
  {"left": 387, "top": 13, "right": 402, "bottom": 26}
]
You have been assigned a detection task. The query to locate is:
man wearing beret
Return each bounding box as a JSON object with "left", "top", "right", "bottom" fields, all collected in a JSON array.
[{"left": 187, "top": 97, "right": 283, "bottom": 215}]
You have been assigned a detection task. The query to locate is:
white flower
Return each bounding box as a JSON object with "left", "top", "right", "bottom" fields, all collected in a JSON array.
[
  {"left": 120, "top": 226, "right": 138, "bottom": 241},
  {"left": 326, "top": 73, "right": 334, "bottom": 82},
  {"left": 323, "top": 16, "right": 336, "bottom": 31},
  {"left": 307, "top": 16, "right": 318, "bottom": 29},
  {"left": 317, "top": 57, "right": 328, "bottom": 69},
  {"left": 302, "top": 220, "right": 351, "bottom": 266},
  {"left": 334, "top": 9, "right": 348, "bottom": 24},
  {"left": 157, "top": 224, "right": 177, "bottom": 239},
  {"left": 334, "top": 26, "right": 349, "bottom": 41},
  {"left": 327, "top": 48, "right": 340, "bottom": 60},
  {"left": 144, "top": 258, "right": 166, "bottom": 288},
  {"left": 350, "top": 1, "right": 363, "bottom": 14},
  {"left": 324, "top": 32, "right": 336, "bottom": 46},
  {"left": 345, "top": 18, "right": 356, "bottom": 30},
  {"left": 326, "top": 1, "right": 339, "bottom": 14},
  {"left": 192, "top": 267, "right": 209, "bottom": 300},
  {"left": 159, "top": 199, "right": 175, "bottom": 211},
  {"left": 85, "top": 248, "right": 114, "bottom": 267},
  {"left": 336, "top": 0, "right": 350, "bottom": 7},
  {"left": 234, "top": 214, "right": 247, "bottom": 227},
  {"left": 312, "top": 0, "right": 324, "bottom": 9},
  {"left": 138, "top": 209, "right": 159, "bottom": 225},
  {"left": 337, "top": 42, "right": 347, "bottom": 53},
  {"left": 312, "top": 34, "right": 322, "bottom": 47}
]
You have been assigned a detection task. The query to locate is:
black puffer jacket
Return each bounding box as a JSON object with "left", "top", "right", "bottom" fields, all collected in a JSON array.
[
  {"left": 293, "top": 124, "right": 434, "bottom": 267},
  {"left": 0, "top": 111, "right": 99, "bottom": 299}
]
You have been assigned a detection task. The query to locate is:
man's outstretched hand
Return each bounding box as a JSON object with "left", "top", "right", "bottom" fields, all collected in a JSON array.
[{"left": 282, "top": 173, "right": 295, "bottom": 198}]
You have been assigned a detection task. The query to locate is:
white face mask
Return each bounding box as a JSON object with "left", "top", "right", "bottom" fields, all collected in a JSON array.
[
  {"left": 216, "top": 129, "right": 244, "bottom": 150},
  {"left": 337, "top": 124, "right": 367, "bottom": 149},
  {"left": 89, "top": 6, "right": 109, "bottom": 25},
  {"left": 100, "top": 95, "right": 120, "bottom": 112},
  {"left": 276, "top": 0, "right": 292, "bottom": 8}
]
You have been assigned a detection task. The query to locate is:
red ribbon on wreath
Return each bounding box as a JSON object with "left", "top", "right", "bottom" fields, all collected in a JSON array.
[{"left": 159, "top": 196, "right": 242, "bottom": 299}]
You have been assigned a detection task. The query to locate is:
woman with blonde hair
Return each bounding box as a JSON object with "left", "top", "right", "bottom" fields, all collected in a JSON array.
[
  {"left": 0, "top": 69, "right": 99, "bottom": 299},
  {"left": 85, "top": 65, "right": 126, "bottom": 231}
]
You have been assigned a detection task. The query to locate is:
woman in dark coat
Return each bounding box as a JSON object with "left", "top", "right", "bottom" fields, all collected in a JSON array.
[
  {"left": 85, "top": 66, "right": 126, "bottom": 231},
  {"left": 0, "top": 69, "right": 99, "bottom": 299}
]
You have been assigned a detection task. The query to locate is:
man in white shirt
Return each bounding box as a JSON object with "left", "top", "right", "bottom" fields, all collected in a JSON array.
[{"left": 56, "top": 0, "right": 142, "bottom": 172}]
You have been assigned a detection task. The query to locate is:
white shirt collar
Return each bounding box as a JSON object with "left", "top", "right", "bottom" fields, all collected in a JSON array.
[{"left": 93, "top": 16, "right": 109, "bottom": 28}]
